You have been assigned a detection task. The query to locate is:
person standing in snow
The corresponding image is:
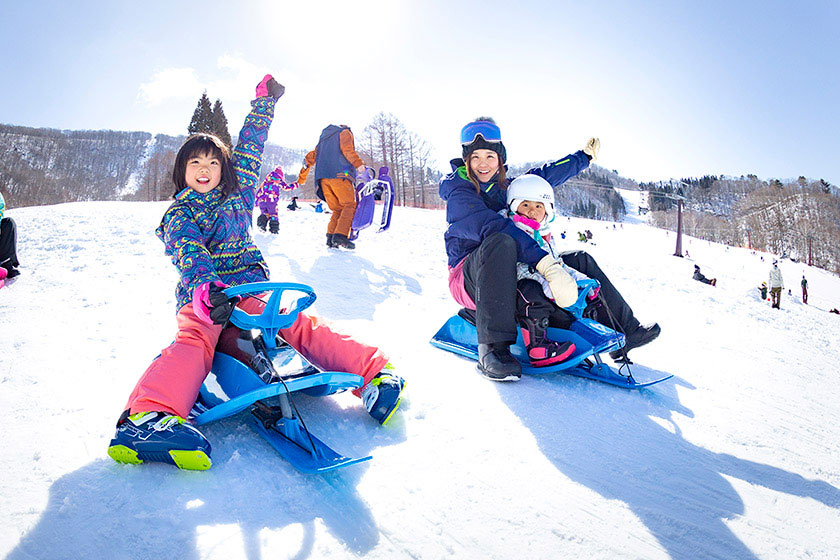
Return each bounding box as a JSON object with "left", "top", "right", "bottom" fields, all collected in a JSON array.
[
  {"left": 296, "top": 125, "right": 366, "bottom": 249},
  {"left": 768, "top": 260, "right": 784, "bottom": 309},
  {"left": 108, "top": 75, "right": 404, "bottom": 472},
  {"left": 255, "top": 165, "right": 286, "bottom": 234},
  {"left": 0, "top": 191, "right": 21, "bottom": 284},
  {"left": 801, "top": 275, "right": 808, "bottom": 304},
  {"left": 438, "top": 117, "right": 660, "bottom": 380}
]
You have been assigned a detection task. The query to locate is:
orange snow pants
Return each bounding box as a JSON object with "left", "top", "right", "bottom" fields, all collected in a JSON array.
[
  {"left": 124, "top": 296, "right": 387, "bottom": 418},
  {"left": 321, "top": 178, "right": 357, "bottom": 237}
]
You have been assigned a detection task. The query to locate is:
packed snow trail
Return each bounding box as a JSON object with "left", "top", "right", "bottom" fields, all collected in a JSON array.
[{"left": 2, "top": 201, "right": 839, "bottom": 559}]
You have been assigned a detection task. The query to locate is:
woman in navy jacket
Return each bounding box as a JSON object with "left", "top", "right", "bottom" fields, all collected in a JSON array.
[{"left": 439, "top": 118, "right": 659, "bottom": 380}]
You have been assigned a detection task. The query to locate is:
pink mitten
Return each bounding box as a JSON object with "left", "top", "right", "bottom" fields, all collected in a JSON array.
[
  {"left": 193, "top": 281, "right": 229, "bottom": 325},
  {"left": 255, "top": 74, "right": 273, "bottom": 98}
]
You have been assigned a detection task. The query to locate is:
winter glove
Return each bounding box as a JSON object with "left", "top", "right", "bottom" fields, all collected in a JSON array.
[
  {"left": 561, "top": 264, "right": 600, "bottom": 300},
  {"left": 356, "top": 167, "right": 369, "bottom": 183},
  {"left": 583, "top": 137, "right": 600, "bottom": 161},
  {"left": 192, "top": 281, "right": 240, "bottom": 326},
  {"left": 255, "top": 74, "right": 285, "bottom": 100},
  {"left": 535, "top": 255, "right": 578, "bottom": 307}
]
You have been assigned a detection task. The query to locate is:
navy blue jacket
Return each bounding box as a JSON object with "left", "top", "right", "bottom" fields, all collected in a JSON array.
[
  {"left": 314, "top": 125, "right": 354, "bottom": 184},
  {"left": 439, "top": 150, "right": 590, "bottom": 268}
]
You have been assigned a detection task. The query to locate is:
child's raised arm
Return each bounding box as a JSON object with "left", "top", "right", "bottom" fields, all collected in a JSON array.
[{"left": 232, "top": 75, "right": 285, "bottom": 208}]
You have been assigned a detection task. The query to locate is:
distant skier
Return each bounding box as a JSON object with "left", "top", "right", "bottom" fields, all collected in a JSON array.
[
  {"left": 256, "top": 165, "right": 287, "bottom": 234},
  {"left": 0, "top": 191, "right": 21, "bottom": 284},
  {"left": 801, "top": 275, "right": 808, "bottom": 304},
  {"left": 286, "top": 196, "right": 299, "bottom": 211},
  {"left": 578, "top": 231, "right": 587, "bottom": 243},
  {"left": 693, "top": 265, "right": 716, "bottom": 286},
  {"left": 768, "top": 260, "right": 784, "bottom": 309},
  {"left": 311, "top": 200, "right": 324, "bottom": 213},
  {"left": 438, "top": 116, "right": 659, "bottom": 380},
  {"left": 759, "top": 282, "right": 768, "bottom": 300},
  {"left": 107, "top": 75, "right": 404, "bottom": 472}
]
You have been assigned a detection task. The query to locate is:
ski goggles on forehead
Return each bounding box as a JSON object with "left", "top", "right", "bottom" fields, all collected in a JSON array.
[{"left": 460, "top": 121, "right": 502, "bottom": 145}]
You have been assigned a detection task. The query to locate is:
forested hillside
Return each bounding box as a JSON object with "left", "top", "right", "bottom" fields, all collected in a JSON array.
[
  {"left": 0, "top": 124, "right": 304, "bottom": 208},
  {"left": 645, "top": 175, "right": 840, "bottom": 274}
]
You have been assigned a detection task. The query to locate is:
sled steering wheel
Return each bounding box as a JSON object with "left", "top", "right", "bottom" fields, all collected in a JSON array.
[{"left": 222, "top": 282, "right": 317, "bottom": 348}]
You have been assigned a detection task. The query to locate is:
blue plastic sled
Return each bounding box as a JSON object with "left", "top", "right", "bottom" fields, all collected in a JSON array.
[
  {"left": 430, "top": 280, "right": 673, "bottom": 389},
  {"left": 189, "top": 282, "right": 372, "bottom": 473}
]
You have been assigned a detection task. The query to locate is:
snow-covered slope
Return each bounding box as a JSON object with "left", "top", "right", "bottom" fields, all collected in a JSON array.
[{"left": 2, "top": 201, "right": 839, "bottom": 560}]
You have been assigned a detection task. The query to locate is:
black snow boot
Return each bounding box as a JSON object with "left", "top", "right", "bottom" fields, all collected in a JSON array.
[
  {"left": 256, "top": 214, "right": 268, "bottom": 232},
  {"left": 332, "top": 233, "right": 356, "bottom": 250},
  {"left": 610, "top": 323, "right": 661, "bottom": 360},
  {"left": 477, "top": 343, "right": 521, "bottom": 381},
  {"left": 268, "top": 217, "right": 279, "bottom": 234},
  {"left": 326, "top": 233, "right": 335, "bottom": 247}
]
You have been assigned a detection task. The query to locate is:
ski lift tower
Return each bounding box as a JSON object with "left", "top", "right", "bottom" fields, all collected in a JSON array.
[{"left": 658, "top": 180, "right": 688, "bottom": 257}]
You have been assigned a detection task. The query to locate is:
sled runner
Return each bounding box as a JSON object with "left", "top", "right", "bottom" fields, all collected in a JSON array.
[
  {"left": 430, "top": 280, "right": 673, "bottom": 389},
  {"left": 349, "top": 166, "right": 395, "bottom": 240},
  {"left": 190, "top": 282, "right": 372, "bottom": 473}
]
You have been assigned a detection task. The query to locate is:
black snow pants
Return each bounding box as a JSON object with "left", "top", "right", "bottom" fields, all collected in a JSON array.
[
  {"left": 558, "top": 250, "right": 639, "bottom": 335},
  {"left": 461, "top": 233, "right": 575, "bottom": 344},
  {"left": 0, "top": 217, "right": 19, "bottom": 270}
]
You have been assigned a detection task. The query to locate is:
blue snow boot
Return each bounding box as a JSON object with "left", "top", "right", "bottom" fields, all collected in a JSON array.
[
  {"left": 362, "top": 365, "right": 405, "bottom": 425},
  {"left": 108, "top": 411, "right": 212, "bottom": 470}
]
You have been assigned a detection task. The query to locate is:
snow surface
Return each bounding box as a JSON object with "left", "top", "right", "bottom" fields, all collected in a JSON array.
[{"left": 2, "top": 199, "right": 839, "bottom": 560}]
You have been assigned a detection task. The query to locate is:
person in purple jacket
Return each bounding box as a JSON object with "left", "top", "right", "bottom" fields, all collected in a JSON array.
[
  {"left": 256, "top": 165, "right": 287, "bottom": 233},
  {"left": 439, "top": 117, "right": 660, "bottom": 381}
]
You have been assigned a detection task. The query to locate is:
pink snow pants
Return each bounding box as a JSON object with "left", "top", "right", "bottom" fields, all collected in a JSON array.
[{"left": 124, "top": 296, "right": 388, "bottom": 418}]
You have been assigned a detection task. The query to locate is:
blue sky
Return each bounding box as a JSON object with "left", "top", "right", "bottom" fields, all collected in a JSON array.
[{"left": 2, "top": 0, "right": 838, "bottom": 185}]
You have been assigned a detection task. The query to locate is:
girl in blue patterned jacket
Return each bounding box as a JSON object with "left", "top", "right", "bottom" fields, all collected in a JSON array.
[{"left": 108, "top": 75, "right": 404, "bottom": 471}]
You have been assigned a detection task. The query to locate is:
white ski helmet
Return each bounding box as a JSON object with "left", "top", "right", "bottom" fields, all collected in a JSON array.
[{"left": 506, "top": 174, "right": 555, "bottom": 220}]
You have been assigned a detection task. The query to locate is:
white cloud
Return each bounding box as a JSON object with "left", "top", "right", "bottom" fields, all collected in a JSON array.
[{"left": 137, "top": 68, "right": 202, "bottom": 106}]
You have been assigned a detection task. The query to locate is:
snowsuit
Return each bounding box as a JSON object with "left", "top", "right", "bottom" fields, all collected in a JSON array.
[
  {"left": 297, "top": 125, "right": 364, "bottom": 237},
  {"left": 801, "top": 277, "right": 808, "bottom": 304},
  {"left": 256, "top": 171, "right": 283, "bottom": 217},
  {"left": 124, "top": 98, "right": 387, "bottom": 419},
  {"left": 440, "top": 152, "right": 644, "bottom": 344},
  {"left": 693, "top": 267, "right": 714, "bottom": 285},
  {"left": 504, "top": 212, "right": 591, "bottom": 330},
  {"left": 768, "top": 264, "right": 784, "bottom": 309},
  {"left": 0, "top": 192, "right": 20, "bottom": 275}
]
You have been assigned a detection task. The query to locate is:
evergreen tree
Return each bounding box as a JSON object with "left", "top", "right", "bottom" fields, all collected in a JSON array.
[
  {"left": 187, "top": 92, "right": 214, "bottom": 136},
  {"left": 211, "top": 99, "right": 232, "bottom": 150}
]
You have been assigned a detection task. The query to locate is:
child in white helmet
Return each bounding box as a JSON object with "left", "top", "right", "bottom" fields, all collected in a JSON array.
[
  {"left": 504, "top": 174, "right": 596, "bottom": 300},
  {"left": 499, "top": 174, "right": 598, "bottom": 367}
]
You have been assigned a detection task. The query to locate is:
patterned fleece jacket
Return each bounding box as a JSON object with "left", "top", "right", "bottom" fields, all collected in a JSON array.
[{"left": 157, "top": 97, "right": 276, "bottom": 312}]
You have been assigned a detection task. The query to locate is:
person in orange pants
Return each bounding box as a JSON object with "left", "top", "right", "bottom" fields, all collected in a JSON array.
[{"left": 298, "top": 124, "right": 365, "bottom": 249}]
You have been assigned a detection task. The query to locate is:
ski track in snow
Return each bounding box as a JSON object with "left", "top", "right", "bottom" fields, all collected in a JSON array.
[{"left": 1, "top": 201, "right": 839, "bottom": 560}]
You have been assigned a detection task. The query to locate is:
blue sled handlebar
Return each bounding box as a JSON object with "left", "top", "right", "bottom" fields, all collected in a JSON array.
[{"left": 223, "top": 282, "right": 317, "bottom": 345}]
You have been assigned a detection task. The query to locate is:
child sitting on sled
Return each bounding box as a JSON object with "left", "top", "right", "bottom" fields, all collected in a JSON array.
[
  {"left": 108, "top": 75, "right": 404, "bottom": 471},
  {"left": 255, "top": 166, "right": 287, "bottom": 233},
  {"left": 500, "top": 174, "right": 601, "bottom": 367}
]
